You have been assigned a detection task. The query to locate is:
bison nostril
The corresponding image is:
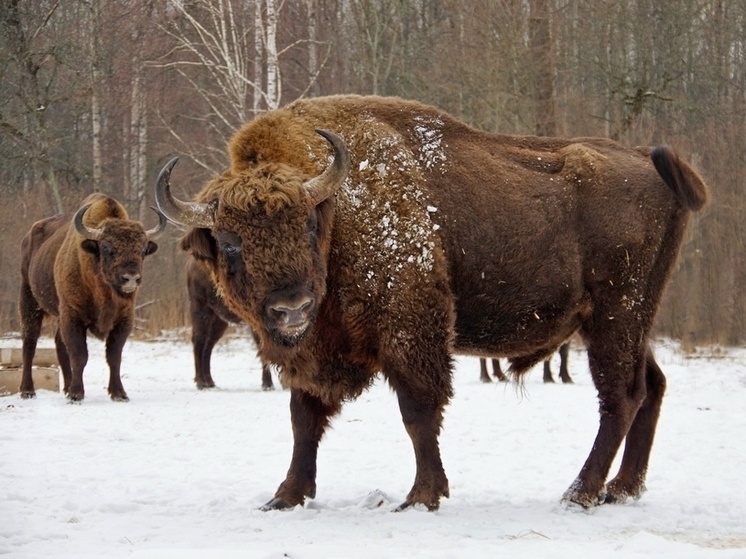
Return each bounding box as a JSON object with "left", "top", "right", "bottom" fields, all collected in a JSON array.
[
  {"left": 122, "top": 273, "right": 141, "bottom": 285},
  {"left": 269, "top": 295, "right": 314, "bottom": 327}
]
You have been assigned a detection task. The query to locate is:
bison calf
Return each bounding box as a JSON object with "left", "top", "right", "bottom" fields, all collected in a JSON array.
[{"left": 19, "top": 193, "right": 166, "bottom": 402}]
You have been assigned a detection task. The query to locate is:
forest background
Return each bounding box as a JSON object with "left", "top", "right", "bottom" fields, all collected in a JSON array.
[{"left": 0, "top": 0, "right": 742, "bottom": 346}]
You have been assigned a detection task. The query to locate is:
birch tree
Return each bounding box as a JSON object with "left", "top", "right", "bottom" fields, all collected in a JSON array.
[{"left": 156, "top": 0, "right": 327, "bottom": 171}]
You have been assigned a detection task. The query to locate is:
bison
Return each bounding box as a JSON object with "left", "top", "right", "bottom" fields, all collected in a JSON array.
[
  {"left": 19, "top": 193, "right": 166, "bottom": 402},
  {"left": 185, "top": 254, "right": 275, "bottom": 390},
  {"left": 155, "top": 94, "right": 708, "bottom": 511},
  {"left": 479, "top": 341, "right": 572, "bottom": 383}
]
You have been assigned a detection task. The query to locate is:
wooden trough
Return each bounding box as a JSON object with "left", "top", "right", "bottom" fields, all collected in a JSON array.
[{"left": 0, "top": 347, "right": 61, "bottom": 396}]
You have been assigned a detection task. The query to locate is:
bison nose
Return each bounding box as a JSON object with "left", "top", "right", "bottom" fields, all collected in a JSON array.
[
  {"left": 267, "top": 295, "right": 314, "bottom": 328},
  {"left": 120, "top": 273, "right": 141, "bottom": 293}
]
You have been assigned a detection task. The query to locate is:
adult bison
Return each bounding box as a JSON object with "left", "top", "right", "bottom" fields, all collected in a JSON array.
[
  {"left": 155, "top": 94, "right": 708, "bottom": 511},
  {"left": 479, "top": 341, "right": 572, "bottom": 383},
  {"left": 185, "top": 254, "right": 275, "bottom": 390},
  {"left": 19, "top": 193, "right": 166, "bottom": 402}
]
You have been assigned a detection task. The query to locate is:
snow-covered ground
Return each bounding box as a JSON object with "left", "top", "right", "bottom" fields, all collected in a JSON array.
[{"left": 2, "top": 332, "right": 745, "bottom": 558}]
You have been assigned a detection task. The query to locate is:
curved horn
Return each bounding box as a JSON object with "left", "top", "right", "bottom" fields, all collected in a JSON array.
[
  {"left": 304, "top": 129, "right": 351, "bottom": 206},
  {"left": 154, "top": 156, "right": 215, "bottom": 228},
  {"left": 145, "top": 206, "right": 168, "bottom": 240},
  {"left": 73, "top": 203, "right": 103, "bottom": 241}
]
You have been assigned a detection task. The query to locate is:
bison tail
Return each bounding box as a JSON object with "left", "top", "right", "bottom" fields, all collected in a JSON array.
[{"left": 650, "top": 146, "right": 709, "bottom": 211}]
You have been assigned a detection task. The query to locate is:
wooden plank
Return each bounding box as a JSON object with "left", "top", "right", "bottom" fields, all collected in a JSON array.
[
  {"left": 0, "top": 366, "right": 61, "bottom": 396},
  {"left": 0, "top": 347, "right": 59, "bottom": 367}
]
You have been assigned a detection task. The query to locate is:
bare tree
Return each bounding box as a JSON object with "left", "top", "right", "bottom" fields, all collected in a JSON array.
[{"left": 0, "top": 0, "right": 65, "bottom": 212}]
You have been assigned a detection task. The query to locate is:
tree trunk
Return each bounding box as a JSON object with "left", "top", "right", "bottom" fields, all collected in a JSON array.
[
  {"left": 528, "top": 0, "right": 556, "bottom": 136},
  {"left": 89, "top": 1, "right": 103, "bottom": 192},
  {"left": 265, "top": 0, "right": 280, "bottom": 109},
  {"left": 254, "top": 0, "right": 264, "bottom": 114},
  {"left": 307, "top": 0, "right": 319, "bottom": 97}
]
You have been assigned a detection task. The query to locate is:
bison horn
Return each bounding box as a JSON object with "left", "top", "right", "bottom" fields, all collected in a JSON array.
[
  {"left": 145, "top": 207, "right": 168, "bottom": 239},
  {"left": 154, "top": 156, "right": 215, "bottom": 228},
  {"left": 304, "top": 129, "right": 351, "bottom": 206},
  {"left": 73, "top": 203, "right": 104, "bottom": 240}
]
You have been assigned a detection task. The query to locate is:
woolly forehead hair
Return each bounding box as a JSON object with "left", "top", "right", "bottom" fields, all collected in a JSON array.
[
  {"left": 79, "top": 194, "right": 128, "bottom": 226},
  {"left": 198, "top": 163, "right": 311, "bottom": 217}
]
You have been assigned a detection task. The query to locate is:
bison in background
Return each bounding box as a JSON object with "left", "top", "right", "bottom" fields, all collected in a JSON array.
[
  {"left": 19, "top": 193, "right": 166, "bottom": 402},
  {"left": 185, "top": 254, "right": 276, "bottom": 390},
  {"left": 155, "top": 94, "right": 708, "bottom": 511},
  {"left": 480, "top": 342, "right": 572, "bottom": 383}
]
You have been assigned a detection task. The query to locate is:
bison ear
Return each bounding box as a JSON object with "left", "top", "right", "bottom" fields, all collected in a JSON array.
[
  {"left": 80, "top": 239, "right": 100, "bottom": 257},
  {"left": 180, "top": 228, "right": 217, "bottom": 262},
  {"left": 144, "top": 241, "right": 159, "bottom": 257}
]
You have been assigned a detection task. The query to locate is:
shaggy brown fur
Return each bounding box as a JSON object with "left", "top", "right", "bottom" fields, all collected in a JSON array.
[
  {"left": 157, "top": 94, "right": 708, "bottom": 511},
  {"left": 19, "top": 193, "right": 164, "bottom": 402},
  {"left": 184, "top": 255, "right": 275, "bottom": 390}
]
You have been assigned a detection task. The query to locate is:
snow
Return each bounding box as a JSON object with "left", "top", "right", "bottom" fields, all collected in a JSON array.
[{"left": 2, "top": 334, "right": 746, "bottom": 558}]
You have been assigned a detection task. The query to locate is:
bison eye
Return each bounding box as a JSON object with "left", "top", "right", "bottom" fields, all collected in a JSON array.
[
  {"left": 219, "top": 241, "right": 242, "bottom": 275},
  {"left": 222, "top": 244, "right": 240, "bottom": 256}
]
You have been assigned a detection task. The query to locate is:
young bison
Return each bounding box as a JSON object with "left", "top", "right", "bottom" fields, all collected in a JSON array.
[{"left": 19, "top": 193, "right": 166, "bottom": 401}]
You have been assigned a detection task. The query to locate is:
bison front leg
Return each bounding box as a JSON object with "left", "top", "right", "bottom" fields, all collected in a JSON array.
[
  {"left": 260, "top": 388, "right": 340, "bottom": 510},
  {"left": 59, "top": 317, "right": 88, "bottom": 402},
  {"left": 105, "top": 320, "right": 132, "bottom": 402},
  {"left": 393, "top": 387, "right": 450, "bottom": 511},
  {"left": 54, "top": 329, "right": 72, "bottom": 395}
]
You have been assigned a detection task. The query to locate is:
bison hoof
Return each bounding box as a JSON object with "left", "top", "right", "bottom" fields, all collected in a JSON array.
[
  {"left": 67, "top": 391, "right": 85, "bottom": 402},
  {"left": 20, "top": 390, "right": 36, "bottom": 399},
  {"left": 259, "top": 497, "right": 298, "bottom": 511},
  {"left": 603, "top": 479, "right": 646, "bottom": 504},
  {"left": 261, "top": 384, "right": 275, "bottom": 391},
  {"left": 394, "top": 499, "right": 440, "bottom": 512},
  {"left": 110, "top": 393, "right": 130, "bottom": 402},
  {"left": 561, "top": 487, "right": 602, "bottom": 509}
]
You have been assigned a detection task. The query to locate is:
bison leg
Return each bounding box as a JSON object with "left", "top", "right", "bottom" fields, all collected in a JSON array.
[
  {"left": 260, "top": 388, "right": 340, "bottom": 510},
  {"left": 558, "top": 342, "right": 573, "bottom": 384},
  {"left": 60, "top": 317, "right": 88, "bottom": 402},
  {"left": 393, "top": 386, "right": 450, "bottom": 511},
  {"left": 54, "top": 328, "right": 72, "bottom": 395},
  {"left": 542, "top": 358, "right": 556, "bottom": 383},
  {"left": 261, "top": 362, "right": 274, "bottom": 391},
  {"left": 250, "top": 330, "right": 275, "bottom": 391},
  {"left": 105, "top": 320, "right": 132, "bottom": 402},
  {"left": 191, "top": 309, "right": 228, "bottom": 389},
  {"left": 604, "top": 349, "right": 665, "bottom": 503},
  {"left": 491, "top": 358, "right": 508, "bottom": 382},
  {"left": 478, "top": 358, "right": 491, "bottom": 383},
  {"left": 562, "top": 327, "right": 649, "bottom": 508},
  {"left": 19, "top": 283, "right": 43, "bottom": 399}
]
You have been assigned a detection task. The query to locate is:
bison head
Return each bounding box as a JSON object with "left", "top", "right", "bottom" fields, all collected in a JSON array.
[
  {"left": 155, "top": 129, "right": 350, "bottom": 354},
  {"left": 74, "top": 203, "right": 166, "bottom": 297}
]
